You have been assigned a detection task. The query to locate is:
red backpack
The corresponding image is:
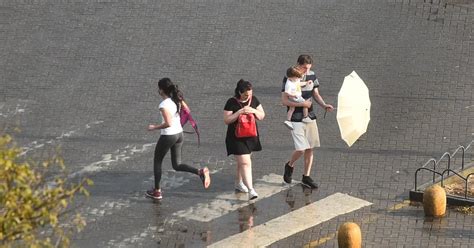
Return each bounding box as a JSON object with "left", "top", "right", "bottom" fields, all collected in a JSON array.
[{"left": 234, "top": 97, "right": 257, "bottom": 138}]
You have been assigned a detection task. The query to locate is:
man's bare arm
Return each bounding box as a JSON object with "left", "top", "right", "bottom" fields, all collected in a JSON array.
[{"left": 281, "top": 92, "right": 312, "bottom": 108}]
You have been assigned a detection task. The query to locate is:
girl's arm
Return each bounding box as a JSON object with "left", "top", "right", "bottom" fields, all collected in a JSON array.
[
  {"left": 223, "top": 109, "right": 244, "bottom": 125},
  {"left": 240, "top": 104, "right": 265, "bottom": 120},
  {"left": 148, "top": 108, "right": 173, "bottom": 131},
  {"left": 253, "top": 105, "right": 265, "bottom": 120}
]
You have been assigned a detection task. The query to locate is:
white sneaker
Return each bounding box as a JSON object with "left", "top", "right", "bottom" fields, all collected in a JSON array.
[
  {"left": 284, "top": 121, "right": 294, "bottom": 130},
  {"left": 235, "top": 181, "right": 249, "bottom": 193},
  {"left": 302, "top": 116, "right": 313, "bottom": 123},
  {"left": 248, "top": 188, "right": 258, "bottom": 200}
]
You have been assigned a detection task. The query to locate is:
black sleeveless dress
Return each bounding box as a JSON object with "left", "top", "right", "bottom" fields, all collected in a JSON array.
[{"left": 224, "top": 96, "right": 262, "bottom": 156}]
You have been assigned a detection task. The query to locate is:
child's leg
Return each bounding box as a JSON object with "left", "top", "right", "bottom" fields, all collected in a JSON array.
[
  {"left": 284, "top": 106, "right": 295, "bottom": 130},
  {"left": 303, "top": 107, "right": 308, "bottom": 117},
  {"left": 287, "top": 107, "right": 295, "bottom": 121}
]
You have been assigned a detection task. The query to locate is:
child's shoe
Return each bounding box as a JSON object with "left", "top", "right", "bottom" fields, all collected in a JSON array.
[
  {"left": 302, "top": 116, "right": 313, "bottom": 123},
  {"left": 284, "top": 120, "right": 294, "bottom": 130}
]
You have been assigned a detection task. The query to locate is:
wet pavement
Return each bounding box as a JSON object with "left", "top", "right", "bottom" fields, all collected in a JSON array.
[{"left": 1, "top": 0, "right": 474, "bottom": 247}]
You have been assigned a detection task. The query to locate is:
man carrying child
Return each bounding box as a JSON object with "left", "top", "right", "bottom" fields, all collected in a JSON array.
[{"left": 280, "top": 54, "right": 334, "bottom": 189}]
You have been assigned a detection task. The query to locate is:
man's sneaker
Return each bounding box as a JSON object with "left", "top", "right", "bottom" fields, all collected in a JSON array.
[
  {"left": 302, "top": 116, "right": 313, "bottom": 123},
  {"left": 199, "top": 167, "right": 211, "bottom": 189},
  {"left": 248, "top": 188, "right": 258, "bottom": 200},
  {"left": 283, "top": 121, "right": 294, "bottom": 130},
  {"left": 145, "top": 189, "right": 163, "bottom": 200},
  {"left": 283, "top": 161, "right": 294, "bottom": 184},
  {"left": 301, "top": 175, "right": 318, "bottom": 189},
  {"left": 235, "top": 181, "right": 249, "bottom": 193}
]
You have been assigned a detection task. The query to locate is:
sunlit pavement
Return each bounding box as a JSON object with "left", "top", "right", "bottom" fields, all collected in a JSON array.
[{"left": 1, "top": 0, "right": 473, "bottom": 247}]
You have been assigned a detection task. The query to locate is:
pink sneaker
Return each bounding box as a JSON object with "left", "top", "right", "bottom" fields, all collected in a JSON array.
[{"left": 145, "top": 189, "right": 162, "bottom": 200}]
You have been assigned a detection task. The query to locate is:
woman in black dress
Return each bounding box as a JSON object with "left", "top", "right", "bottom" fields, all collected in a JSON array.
[{"left": 223, "top": 79, "right": 265, "bottom": 200}]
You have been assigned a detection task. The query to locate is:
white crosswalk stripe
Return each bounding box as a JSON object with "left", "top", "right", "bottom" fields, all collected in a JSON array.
[
  {"left": 0, "top": 99, "right": 30, "bottom": 118},
  {"left": 80, "top": 171, "right": 192, "bottom": 224},
  {"left": 68, "top": 142, "right": 154, "bottom": 178},
  {"left": 173, "top": 173, "right": 287, "bottom": 222},
  {"left": 208, "top": 193, "right": 372, "bottom": 248},
  {"left": 105, "top": 173, "right": 286, "bottom": 247},
  {"left": 20, "top": 120, "right": 104, "bottom": 156},
  {"left": 104, "top": 174, "right": 371, "bottom": 248}
]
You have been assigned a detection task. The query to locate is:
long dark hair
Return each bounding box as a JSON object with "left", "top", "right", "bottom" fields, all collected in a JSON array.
[
  {"left": 234, "top": 79, "right": 252, "bottom": 98},
  {"left": 158, "top": 78, "right": 184, "bottom": 113}
]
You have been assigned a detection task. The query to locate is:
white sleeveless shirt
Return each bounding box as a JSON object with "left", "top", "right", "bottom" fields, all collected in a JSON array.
[{"left": 159, "top": 98, "right": 183, "bottom": 135}]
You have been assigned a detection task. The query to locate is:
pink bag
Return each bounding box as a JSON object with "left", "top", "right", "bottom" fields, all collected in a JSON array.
[{"left": 180, "top": 104, "right": 200, "bottom": 146}]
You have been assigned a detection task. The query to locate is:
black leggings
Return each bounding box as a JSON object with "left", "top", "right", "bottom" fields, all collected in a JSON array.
[{"left": 153, "top": 132, "right": 199, "bottom": 189}]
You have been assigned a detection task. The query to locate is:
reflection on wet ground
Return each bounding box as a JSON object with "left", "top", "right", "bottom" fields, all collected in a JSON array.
[
  {"left": 237, "top": 203, "right": 256, "bottom": 232},
  {"left": 285, "top": 184, "right": 315, "bottom": 210}
]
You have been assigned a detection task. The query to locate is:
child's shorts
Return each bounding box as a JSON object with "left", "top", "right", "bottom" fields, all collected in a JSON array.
[{"left": 290, "top": 96, "right": 305, "bottom": 103}]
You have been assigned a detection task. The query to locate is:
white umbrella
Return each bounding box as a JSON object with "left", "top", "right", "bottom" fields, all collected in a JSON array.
[{"left": 337, "top": 71, "right": 371, "bottom": 147}]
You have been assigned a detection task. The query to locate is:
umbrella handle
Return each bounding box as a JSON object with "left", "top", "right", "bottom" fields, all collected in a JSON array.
[{"left": 323, "top": 107, "right": 337, "bottom": 119}]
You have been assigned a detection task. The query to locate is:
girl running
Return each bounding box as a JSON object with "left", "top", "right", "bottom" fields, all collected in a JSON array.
[{"left": 146, "top": 78, "right": 210, "bottom": 200}]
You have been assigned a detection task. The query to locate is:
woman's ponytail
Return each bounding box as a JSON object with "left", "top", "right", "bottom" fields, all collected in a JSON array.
[
  {"left": 170, "top": 85, "right": 184, "bottom": 112},
  {"left": 157, "top": 78, "right": 184, "bottom": 113}
]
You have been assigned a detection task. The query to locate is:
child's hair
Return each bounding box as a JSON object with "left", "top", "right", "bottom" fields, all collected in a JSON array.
[
  {"left": 157, "top": 77, "right": 184, "bottom": 113},
  {"left": 286, "top": 66, "right": 303, "bottom": 78}
]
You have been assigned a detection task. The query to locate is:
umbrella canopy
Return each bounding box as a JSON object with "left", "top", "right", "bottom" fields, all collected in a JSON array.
[{"left": 337, "top": 71, "right": 371, "bottom": 147}]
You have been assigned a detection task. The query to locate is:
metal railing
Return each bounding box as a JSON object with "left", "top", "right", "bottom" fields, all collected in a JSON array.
[
  {"left": 439, "top": 169, "right": 474, "bottom": 199},
  {"left": 414, "top": 140, "right": 474, "bottom": 199}
]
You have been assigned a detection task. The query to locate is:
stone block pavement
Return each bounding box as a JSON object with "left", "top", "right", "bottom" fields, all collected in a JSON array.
[{"left": 0, "top": 0, "right": 473, "bottom": 247}]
